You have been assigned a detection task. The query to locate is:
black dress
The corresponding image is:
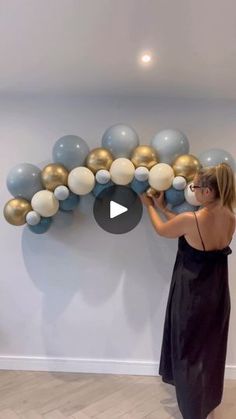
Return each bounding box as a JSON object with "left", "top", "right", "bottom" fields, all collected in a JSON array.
[{"left": 159, "top": 212, "right": 232, "bottom": 419}]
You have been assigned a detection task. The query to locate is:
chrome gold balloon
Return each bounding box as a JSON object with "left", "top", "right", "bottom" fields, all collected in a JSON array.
[
  {"left": 146, "top": 187, "right": 159, "bottom": 198},
  {"left": 86, "top": 148, "right": 114, "bottom": 174},
  {"left": 41, "top": 163, "right": 68, "bottom": 191},
  {"left": 172, "top": 154, "right": 202, "bottom": 182},
  {"left": 3, "top": 198, "right": 32, "bottom": 226},
  {"left": 131, "top": 145, "right": 159, "bottom": 169}
]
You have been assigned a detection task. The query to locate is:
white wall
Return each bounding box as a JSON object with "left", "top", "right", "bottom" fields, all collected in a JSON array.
[{"left": 0, "top": 94, "right": 236, "bottom": 377}]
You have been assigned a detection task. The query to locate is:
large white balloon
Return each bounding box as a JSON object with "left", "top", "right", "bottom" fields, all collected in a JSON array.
[
  {"left": 31, "top": 190, "right": 59, "bottom": 217},
  {"left": 149, "top": 163, "right": 174, "bottom": 191},
  {"left": 68, "top": 167, "right": 95, "bottom": 195},
  {"left": 184, "top": 183, "right": 202, "bottom": 206},
  {"left": 110, "top": 158, "right": 135, "bottom": 185}
]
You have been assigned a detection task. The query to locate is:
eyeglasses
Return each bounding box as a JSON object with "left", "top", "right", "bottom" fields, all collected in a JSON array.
[
  {"left": 190, "top": 184, "right": 211, "bottom": 192},
  {"left": 190, "top": 184, "right": 202, "bottom": 192}
]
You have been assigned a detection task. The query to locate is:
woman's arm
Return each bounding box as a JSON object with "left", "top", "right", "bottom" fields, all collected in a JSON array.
[
  {"left": 160, "top": 207, "right": 177, "bottom": 220},
  {"left": 140, "top": 193, "right": 192, "bottom": 238},
  {"left": 151, "top": 191, "right": 177, "bottom": 220},
  {"left": 146, "top": 204, "right": 191, "bottom": 238}
]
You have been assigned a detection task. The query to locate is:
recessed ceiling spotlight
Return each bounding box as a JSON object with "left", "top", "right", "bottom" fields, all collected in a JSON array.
[
  {"left": 141, "top": 53, "right": 152, "bottom": 63},
  {"left": 138, "top": 51, "right": 154, "bottom": 67}
]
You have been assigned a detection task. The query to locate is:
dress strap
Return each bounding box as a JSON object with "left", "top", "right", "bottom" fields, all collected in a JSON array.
[{"left": 193, "top": 212, "right": 206, "bottom": 251}]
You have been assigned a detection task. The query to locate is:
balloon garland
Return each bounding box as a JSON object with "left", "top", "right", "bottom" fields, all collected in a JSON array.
[{"left": 3, "top": 124, "right": 236, "bottom": 234}]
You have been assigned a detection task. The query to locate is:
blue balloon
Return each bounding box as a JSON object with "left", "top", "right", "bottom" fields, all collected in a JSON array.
[
  {"left": 151, "top": 129, "right": 189, "bottom": 164},
  {"left": 59, "top": 192, "right": 80, "bottom": 211},
  {"left": 130, "top": 178, "right": 149, "bottom": 194},
  {"left": 165, "top": 187, "right": 185, "bottom": 206},
  {"left": 52, "top": 135, "right": 90, "bottom": 170},
  {"left": 198, "top": 148, "right": 236, "bottom": 171},
  {"left": 172, "top": 201, "right": 199, "bottom": 214},
  {"left": 102, "top": 124, "right": 139, "bottom": 158},
  {"left": 92, "top": 180, "right": 114, "bottom": 198},
  {"left": 28, "top": 217, "right": 52, "bottom": 234},
  {"left": 7, "top": 163, "right": 43, "bottom": 201}
]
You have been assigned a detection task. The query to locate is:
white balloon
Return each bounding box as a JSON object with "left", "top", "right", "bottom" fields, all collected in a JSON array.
[
  {"left": 26, "top": 210, "right": 41, "bottom": 226},
  {"left": 184, "top": 183, "right": 202, "bottom": 206},
  {"left": 110, "top": 158, "right": 135, "bottom": 185},
  {"left": 149, "top": 163, "right": 174, "bottom": 191},
  {"left": 31, "top": 190, "right": 59, "bottom": 217},
  {"left": 68, "top": 166, "right": 95, "bottom": 195},
  {"left": 96, "top": 169, "right": 111, "bottom": 184},
  {"left": 54, "top": 185, "right": 70, "bottom": 200},
  {"left": 172, "top": 176, "right": 187, "bottom": 190},
  {"left": 134, "top": 166, "right": 149, "bottom": 182}
]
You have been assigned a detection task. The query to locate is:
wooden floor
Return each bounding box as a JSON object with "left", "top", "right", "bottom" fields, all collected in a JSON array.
[{"left": 0, "top": 371, "right": 235, "bottom": 418}]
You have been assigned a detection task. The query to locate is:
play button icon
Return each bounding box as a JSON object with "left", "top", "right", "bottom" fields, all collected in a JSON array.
[
  {"left": 93, "top": 185, "right": 143, "bottom": 234},
  {"left": 110, "top": 201, "right": 128, "bottom": 218}
]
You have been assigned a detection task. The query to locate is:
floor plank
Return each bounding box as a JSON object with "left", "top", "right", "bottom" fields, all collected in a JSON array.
[{"left": 0, "top": 371, "right": 235, "bottom": 418}]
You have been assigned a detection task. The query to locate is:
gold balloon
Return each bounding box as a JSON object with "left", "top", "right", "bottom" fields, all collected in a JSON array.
[
  {"left": 86, "top": 148, "right": 114, "bottom": 174},
  {"left": 41, "top": 163, "right": 68, "bottom": 191},
  {"left": 3, "top": 198, "right": 32, "bottom": 226},
  {"left": 172, "top": 154, "right": 202, "bottom": 182},
  {"left": 131, "top": 145, "right": 159, "bottom": 169},
  {"left": 146, "top": 187, "right": 159, "bottom": 198}
]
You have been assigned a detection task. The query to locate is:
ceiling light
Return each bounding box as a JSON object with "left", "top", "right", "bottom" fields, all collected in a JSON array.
[{"left": 141, "top": 54, "right": 152, "bottom": 63}]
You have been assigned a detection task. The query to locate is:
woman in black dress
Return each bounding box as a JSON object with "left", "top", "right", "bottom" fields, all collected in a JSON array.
[{"left": 141, "top": 163, "right": 236, "bottom": 419}]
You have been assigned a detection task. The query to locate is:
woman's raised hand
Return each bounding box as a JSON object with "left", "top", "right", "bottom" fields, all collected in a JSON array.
[
  {"left": 152, "top": 191, "right": 167, "bottom": 211},
  {"left": 140, "top": 193, "right": 154, "bottom": 207}
]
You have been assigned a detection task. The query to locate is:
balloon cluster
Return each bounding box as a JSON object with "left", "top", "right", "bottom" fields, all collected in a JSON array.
[{"left": 3, "top": 125, "right": 236, "bottom": 234}]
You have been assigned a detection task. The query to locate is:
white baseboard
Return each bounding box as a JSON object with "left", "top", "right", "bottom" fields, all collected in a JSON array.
[
  {"left": 0, "top": 356, "right": 235, "bottom": 379},
  {"left": 0, "top": 356, "right": 156, "bottom": 375}
]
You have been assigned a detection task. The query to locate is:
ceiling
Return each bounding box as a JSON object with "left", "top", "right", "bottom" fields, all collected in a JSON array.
[{"left": 1, "top": 0, "right": 236, "bottom": 99}]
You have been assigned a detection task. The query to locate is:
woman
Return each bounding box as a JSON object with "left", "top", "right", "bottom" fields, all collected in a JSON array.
[{"left": 141, "top": 163, "right": 236, "bottom": 419}]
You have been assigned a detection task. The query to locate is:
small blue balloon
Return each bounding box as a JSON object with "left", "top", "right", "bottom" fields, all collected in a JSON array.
[
  {"left": 92, "top": 180, "right": 114, "bottom": 198},
  {"left": 130, "top": 178, "right": 149, "bottom": 194},
  {"left": 172, "top": 201, "right": 199, "bottom": 214},
  {"left": 59, "top": 192, "right": 80, "bottom": 211},
  {"left": 165, "top": 187, "right": 185, "bottom": 206},
  {"left": 198, "top": 148, "right": 236, "bottom": 171},
  {"left": 102, "top": 124, "right": 139, "bottom": 158},
  {"left": 28, "top": 217, "right": 52, "bottom": 234},
  {"left": 52, "top": 135, "right": 90, "bottom": 170},
  {"left": 7, "top": 163, "right": 43, "bottom": 201}
]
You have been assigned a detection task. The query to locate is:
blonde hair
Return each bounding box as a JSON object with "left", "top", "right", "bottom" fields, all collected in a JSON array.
[{"left": 197, "top": 163, "right": 236, "bottom": 213}]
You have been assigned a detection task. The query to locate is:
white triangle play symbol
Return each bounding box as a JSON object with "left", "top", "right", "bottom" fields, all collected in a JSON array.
[{"left": 110, "top": 201, "right": 128, "bottom": 219}]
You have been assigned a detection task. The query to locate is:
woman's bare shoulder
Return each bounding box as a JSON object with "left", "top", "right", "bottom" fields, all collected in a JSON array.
[
  {"left": 231, "top": 212, "right": 236, "bottom": 234},
  {"left": 196, "top": 207, "right": 235, "bottom": 230},
  {"left": 221, "top": 208, "right": 236, "bottom": 236}
]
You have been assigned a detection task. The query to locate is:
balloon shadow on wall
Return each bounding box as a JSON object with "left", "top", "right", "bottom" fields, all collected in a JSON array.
[
  {"left": 100, "top": 210, "right": 178, "bottom": 360},
  {"left": 21, "top": 191, "right": 177, "bottom": 362},
  {"left": 21, "top": 192, "right": 132, "bottom": 358},
  {"left": 141, "top": 213, "right": 178, "bottom": 359},
  {"left": 21, "top": 193, "right": 126, "bottom": 314}
]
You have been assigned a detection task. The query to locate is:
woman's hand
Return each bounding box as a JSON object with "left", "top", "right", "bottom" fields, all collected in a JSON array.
[
  {"left": 140, "top": 193, "right": 154, "bottom": 208},
  {"left": 152, "top": 191, "right": 167, "bottom": 211}
]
